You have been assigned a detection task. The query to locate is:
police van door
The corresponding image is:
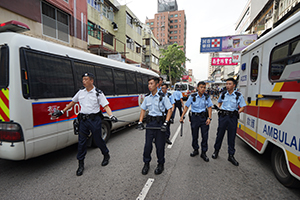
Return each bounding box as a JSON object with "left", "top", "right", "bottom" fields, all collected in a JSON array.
[{"left": 243, "top": 48, "right": 262, "bottom": 147}]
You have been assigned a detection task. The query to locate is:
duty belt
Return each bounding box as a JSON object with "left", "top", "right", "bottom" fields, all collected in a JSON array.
[
  {"left": 146, "top": 115, "right": 164, "bottom": 123},
  {"left": 192, "top": 111, "right": 207, "bottom": 117},
  {"left": 218, "top": 110, "right": 239, "bottom": 118},
  {"left": 78, "top": 111, "right": 102, "bottom": 121}
]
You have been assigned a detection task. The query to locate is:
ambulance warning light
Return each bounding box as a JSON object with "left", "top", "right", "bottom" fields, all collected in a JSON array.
[{"left": 0, "top": 20, "right": 30, "bottom": 33}]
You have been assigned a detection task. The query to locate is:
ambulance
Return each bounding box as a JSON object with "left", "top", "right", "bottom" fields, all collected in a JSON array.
[{"left": 237, "top": 12, "right": 300, "bottom": 187}]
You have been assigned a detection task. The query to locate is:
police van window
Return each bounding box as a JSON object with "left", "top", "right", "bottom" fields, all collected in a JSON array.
[
  {"left": 136, "top": 74, "right": 143, "bottom": 93},
  {"left": 114, "top": 70, "right": 127, "bottom": 94},
  {"left": 270, "top": 36, "right": 300, "bottom": 81},
  {"left": 0, "top": 45, "right": 9, "bottom": 89},
  {"left": 95, "top": 66, "right": 114, "bottom": 95},
  {"left": 142, "top": 75, "right": 149, "bottom": 93},
  {"left": 74, "top": 62, "right": 96, "bottom": 90},
  {"left": 250, "top": 56, "right": 259, "bottom": 82},
  {"left": 22, "top": 50, "right": 75, "bottom": 99},
  {"left": 126, "top": 72, "right": 137, "bottom": 94}
]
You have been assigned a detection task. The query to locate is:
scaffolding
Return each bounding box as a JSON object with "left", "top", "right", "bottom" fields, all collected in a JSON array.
[{"left": 157, "top": 0, "right": 178, "bottom": 12}]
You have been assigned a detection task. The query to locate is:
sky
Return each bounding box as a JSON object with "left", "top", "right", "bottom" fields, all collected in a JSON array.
[{"left": 118, "top": 0, "right": 249, "bottom": 82}]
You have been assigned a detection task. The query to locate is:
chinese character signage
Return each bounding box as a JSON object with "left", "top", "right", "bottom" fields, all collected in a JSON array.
[
  {"left": 211, "top": 57, "right": 238, "bottom": 66},
  {"left": 200, "top": 34, "right": 257, "bottom": 53}
]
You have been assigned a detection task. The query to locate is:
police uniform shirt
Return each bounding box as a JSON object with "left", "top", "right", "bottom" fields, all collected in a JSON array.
[
  {"left": 185, "top": 93, "right": 213, "bottom": 113},
  {"left": 218, "top": 90, "right": 246, "bottom": 111},
  {"left": 72, "top": 86, "right": 109, "bottom": 114},
  {"left": 173, "top": 90, "right": 183, "bottom": 101},
  {"left": 141, "top": 91, "right": 172, "bottom": 116}
]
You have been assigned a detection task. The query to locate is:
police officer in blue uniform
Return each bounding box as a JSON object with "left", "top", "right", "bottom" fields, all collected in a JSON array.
[
  {"left": 173, "top": 86, "right": 184, "bottom": 118},
  {"left": 53, "top": 72, "right": 117, "bottom": 176},
  {"left": 212, "top": 78, "right": 246, "bottom": 166},
  {"left": 161, "top": 83, "right": 175, "bottom": 145},
  {"left": 137, "top": 77, "right": 172, "bottom": 175},
  {"left": 157, "top": 77, "right": 163, "bottom": 92},
  {"left": 180, "top": 81, "right": 213, "bottom": 162}
]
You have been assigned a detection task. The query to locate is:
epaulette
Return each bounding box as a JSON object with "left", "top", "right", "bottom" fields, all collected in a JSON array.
[
  {"left": 145, "top": 92, "right": 150, "bottom": 96},
  {"left": 204, "top": 93, "right": 209, "bottom": 100},
  {"left": 158, "top": 91, "right": 165, "bottom": 101},
  {"left": 191, "top": 93, "right": 197, "bottom": 102},
  {"left": 80, "top": 86, "right": 85, "bottom": 90},
  {"left": 167, "top": 92, "right": 172, "bottom": 97},
  {"left": 95, "top": 88, "right": 102, "bottom": 97},
  {"left": 234, "top": 91, "right": 241, "bottom": 100}
]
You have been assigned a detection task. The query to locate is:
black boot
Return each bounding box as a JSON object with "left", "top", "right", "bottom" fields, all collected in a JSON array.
[
  {"left": 228, "top": 155, "right": 239, "bottom": 166},
  {"left": 76, "top": 160, "right": 84, "bottom": 176},
  {"left": 200, "top": 151, "right": 209, "bottom": 162},
  {"left": 190, "top": 149, "right": 199, "bottom": 157},
  {"left": 142, "top": 163, "right": 150, "bottom": 175},
  {"left": 166, "top": 138, "right": 172, "bottom": 145},
  {"left": 212, "top": 150, "right": 219, "bottom": 159},
  {"left": 154, "top": 163, "right": 164, "bottom": 175},
  {"left": 101, "top": 153, "right": 110, "bottom": 166}
]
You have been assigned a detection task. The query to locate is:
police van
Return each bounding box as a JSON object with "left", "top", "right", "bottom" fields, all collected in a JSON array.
[
  {"left": 0, "top": 21, "right": 158, "bottom": 161},
  {"left": 237, "top": 12, "right": 300, "bottom": 187}
]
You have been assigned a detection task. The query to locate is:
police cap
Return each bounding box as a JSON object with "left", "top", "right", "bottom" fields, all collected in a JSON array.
[{"left": 82, "top": 72, "right": 94, "bottom": 79}]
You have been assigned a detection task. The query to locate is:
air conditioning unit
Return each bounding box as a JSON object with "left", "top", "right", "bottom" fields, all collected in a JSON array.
[
  {"left": 94, "top": 0, "right": 104, "bottom": 5},
  {"left": 142, "top": 45, "right": 146, "bottom": 49},
  {"left": 127, "top": 38, "right": 133, "bottom": 43},
  {"left": 94, "top": 24, "right": 101, "bottom": 30}
]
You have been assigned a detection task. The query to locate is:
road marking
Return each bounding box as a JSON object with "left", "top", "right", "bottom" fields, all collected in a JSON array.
[
  {"left": 167, "top": 125, "right": 181, "bottom": 149},
  {"left": 167, "top": 108, "right": 190, "bottom": 149},
  {"left": 136, "top": 178, "right": 154, "bottom": 200}
]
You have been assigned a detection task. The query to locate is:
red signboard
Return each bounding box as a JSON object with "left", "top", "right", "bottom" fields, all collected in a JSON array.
[
  {"left": 211, "top": 57, "right": 238, "bottom": 66},
  {"left": 182, "top": 75, "right": 189, "bottom": 80}
]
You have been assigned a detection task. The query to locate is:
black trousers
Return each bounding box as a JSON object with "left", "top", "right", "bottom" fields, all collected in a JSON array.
[
  {"left": 77, "top": 115, "right": 109, "bottom": 161},
  {"left": 143, "top": 120, "right": 165, "bottom": 164},
  {"left": 213, "top": 115, "right": 238, "bottom": 155},
  {"left": 173, "top": 100, "right": 182, "bottom": 118},
  {"left": 190, "top": 115, "right": 209, "bottom": 152}
]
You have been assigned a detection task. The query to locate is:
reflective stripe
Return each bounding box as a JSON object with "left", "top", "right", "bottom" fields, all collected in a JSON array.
[{"left": 0, "top": 88, "right": 9, "bottom": 121}]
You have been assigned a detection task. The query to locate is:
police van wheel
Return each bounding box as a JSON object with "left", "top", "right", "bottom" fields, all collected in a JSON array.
[{"left": 271, "top": 147, "right": 299, "bottom": 188}]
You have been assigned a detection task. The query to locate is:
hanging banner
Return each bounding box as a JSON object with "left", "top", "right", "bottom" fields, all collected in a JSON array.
[
  {"left": 211, "top": 57, "right": 238, "bottom": 66},
  {"left": 232, "top": 53, "right": 241, "bottom": 63},
  {"left": 200, "top": 34, "right": 257, "bottom": 53}
]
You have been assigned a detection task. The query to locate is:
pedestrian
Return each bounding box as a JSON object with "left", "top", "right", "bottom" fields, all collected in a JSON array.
[
  {"left": 211, "top": 78, "right": 246, "bottom": 166},
  {"left": 161, "top": 83, "right": 175, "bottom": 145},
  {"left": 157, "top": 77, "right": 163, "bottom": 92},
  {"left": 172, "top": 85, "right": 184, "bottom": 118},
  {"left": 52, "top": 72, "right": 117, "bottom": 176},
  {"left": 180, "top": 81, "right": 213, "bottom": 162},
  {"left": 136, "top": 77, "right": 172, "bottom": 175}
]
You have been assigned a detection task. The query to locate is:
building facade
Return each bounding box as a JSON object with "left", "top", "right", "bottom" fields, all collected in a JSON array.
[{"left": 0, "top": 0, "right": 88, "bottom": 50}]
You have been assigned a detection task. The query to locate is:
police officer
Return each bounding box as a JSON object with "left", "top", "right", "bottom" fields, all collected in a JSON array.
[
  {"left": 212, "top": 78, "right": 246, "bottom": 166},
  {"left": 180, "top": 81, "right": 213, "bottom": 162},
  {"left": 172, "top": 86, "right": 184, "bottom": 118},
  {"left": 157, "top": 77, "right": 163, "bottom": 92},
  {"left": 137, "top": 77, "right": 172, "bottom": 175},
  {"left": 161, "top": 83, "right": 175, "bottom": 145},
  {"left": 52, "top": 72, "right": 117, "bottom": 176}
]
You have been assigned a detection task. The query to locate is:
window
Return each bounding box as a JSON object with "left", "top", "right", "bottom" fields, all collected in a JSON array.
[
  {"left": 270, "top": 36, "right": 300, "bottom": 81},
  {"left": 174, "top": 30, "right": 177, "bottom": 34},
  {"left": 150, "top": 22, "right": 154, "bottom": 25},
  {"left": 174, "top": 25, "right": 178, "bottom": 28},
  {"left": 88, "top": 21, "right": 101, "bottom": 40},
  {"left": 250, "top": 56, "right": 259, "bottom": 82},
  {"left": 147, "top": 22, "right": 150, "bottom": 25},
  {"left": 126, "top": 13, "right": 133, "bottom": 27},
  {"left": 137, "top": 26, "right": 142, "bottom": 35},
  {"left": 126, "top": 72, "right": 137, "bottom": 94},
  {"left": 95, "top": 66, "right": 114, "bottom": 95},
  {"left": 21, "top": 49, "right": 75, "bottom": 99},
  {"left": 42, "top": 2, "right": 69, "bottom": 42},
  {"left": 136, "top": 43, "right": 141, "bottom": 53},
  {"left": 175, "top": 20, "right": 178, "bottom": 23},
  {"left": 127, "top": 37, "right": 134, "bottom": 50},
  {"left": 142, "top": 75, "right": 149, "bottom": 92},
  {"left": 102, "top": 4, "right": 114, "bottom": 21},
  {"left": 174, "top": 14, "right": 178, "bottom": 17},
  {"left": 170, "top": 20, "right": 173, "bottom": 23},
  {"left": 170, "top": 37, "right": 173, "bottom": 39},
  {"left": 136, "top": 74, "right": 144, "bottom": 93},
  {"left": 74, "top": 62, "right": 96, "bottom": 90},
  {"left": 170, "top": 26, "right": 173, "bottom": 29},
  {"left": 170, "top": 15, "right": 173, "bottom": 17},
  {"left": 0, "top": 45, "right": 9, "bottom": 89},
  {"left": 114, "top": 70, "right": 127, "bottom": 94},
  {"left": 145, "top": 39, "right": 150, "bottom": 45},
  {"left": 104, "top": 32, "right": 114, "bottom": 46},
  {"left": 174, "top": 36, "right": 177, "bottom": 39},
  {"left": 170, "top": 31, "right": 173, "bottom": 34}
]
